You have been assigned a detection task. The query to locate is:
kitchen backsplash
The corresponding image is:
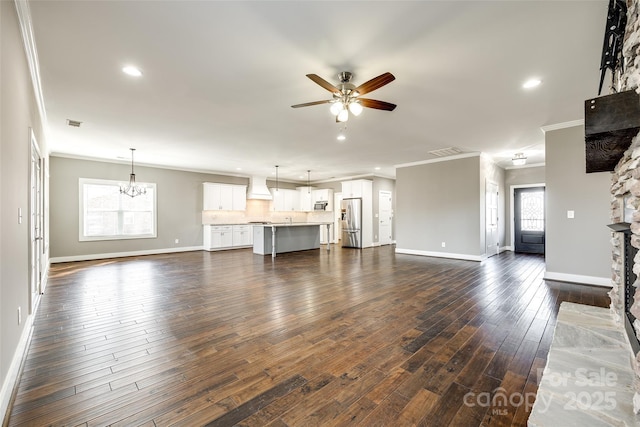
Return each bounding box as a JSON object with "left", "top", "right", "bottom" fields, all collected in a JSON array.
[{"left": 202, "top": 199, "right": 333, "bottom": 224}]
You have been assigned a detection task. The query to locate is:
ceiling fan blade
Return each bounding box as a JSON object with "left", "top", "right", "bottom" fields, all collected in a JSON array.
[
  {"left": 306, "top": 74, "right": 341, "bottom": 94},
  {"left": 353, "top": 72, "right": 395, "bottom": 96},
  {"left": 359, "top": 98, "right": 397, "bottom": 111},
  {"left": 291, "top": 100, "right": 332, "bottom": 108}
]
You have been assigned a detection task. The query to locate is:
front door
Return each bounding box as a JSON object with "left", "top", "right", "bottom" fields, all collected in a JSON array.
[{"left": 514, "top": 187, "right": 545, "bottom": 254}]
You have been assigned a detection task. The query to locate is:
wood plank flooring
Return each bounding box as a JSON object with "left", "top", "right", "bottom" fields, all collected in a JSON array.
[{"left": 5, "top": 246, "right": 609, "bottom": 426}]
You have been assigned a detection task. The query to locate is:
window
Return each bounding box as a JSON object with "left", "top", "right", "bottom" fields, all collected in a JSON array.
[{"left": 79, "top": 178, "right": 156, "bottom": 241}]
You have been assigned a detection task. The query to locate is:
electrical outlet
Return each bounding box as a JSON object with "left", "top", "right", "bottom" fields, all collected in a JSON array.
[
  {"left": 441, "top": 242, "right": 446, "bottom": 248},
  {"left": 174, "top": 238, "right": 179, "bottom": 244},
  {"left": 17, "top": 306, "right": 21, "bottom": 325}
]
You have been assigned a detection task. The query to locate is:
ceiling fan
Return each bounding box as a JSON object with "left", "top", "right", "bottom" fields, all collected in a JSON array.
[{"left": 291, "top": 71, "right": 396, "bottom": 122}]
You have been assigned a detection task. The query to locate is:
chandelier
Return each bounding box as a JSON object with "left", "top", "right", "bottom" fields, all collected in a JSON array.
[{"left": 120, "top": 148, "right": 146, "bottom": 197}]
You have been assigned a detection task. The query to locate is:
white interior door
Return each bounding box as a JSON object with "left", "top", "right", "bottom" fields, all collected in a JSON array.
[
  {"left": 379, "top": 190, "right": 392, "bottom": 245},
  {"left": 486, "top": 181, "right": 499, "bottom": 257},
  {"left": 30, "top": 133, "right": 43, "bottom": 313}
]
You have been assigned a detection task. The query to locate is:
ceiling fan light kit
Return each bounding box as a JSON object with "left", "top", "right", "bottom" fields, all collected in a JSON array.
[{"left": 292, "top": 71, "right": 396, "bottom": 122}]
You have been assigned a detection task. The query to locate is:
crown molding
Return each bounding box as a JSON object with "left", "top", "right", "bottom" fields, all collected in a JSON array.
[
  {"left": 505, "top": 162, "right": 546, "bottom": 170},
  {"left": 15, "top": 0, "right": 48, "bottom": 127},
  {"left": 540, "top": 119, "right": 584, "bottom": 133},
  {"left": 395, "top": 152, "right": 481, "bottom": 169}
]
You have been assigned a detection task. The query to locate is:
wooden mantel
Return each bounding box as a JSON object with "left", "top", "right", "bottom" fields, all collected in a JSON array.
[{"left": 584, "top": 90, "right": 640, "bottom": 173}]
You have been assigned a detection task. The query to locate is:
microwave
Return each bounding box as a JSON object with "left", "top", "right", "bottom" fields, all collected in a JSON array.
[{"left": 314, "top": 201, "right": 328, "bottom": 210}]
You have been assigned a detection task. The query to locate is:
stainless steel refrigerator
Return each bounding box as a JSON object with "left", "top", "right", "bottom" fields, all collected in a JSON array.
[{"left": 341, "top": 198, "right": 362, "bottom": 248}]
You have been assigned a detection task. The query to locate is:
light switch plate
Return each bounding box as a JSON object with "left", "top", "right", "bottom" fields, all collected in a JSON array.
[{"left": 567, "top": 210, "right": 575, "bottom": 219}]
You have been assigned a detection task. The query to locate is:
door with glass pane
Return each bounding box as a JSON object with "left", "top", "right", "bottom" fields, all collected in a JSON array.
[{"left": 514, "top": 187, "right": 545, "bottom": 254}]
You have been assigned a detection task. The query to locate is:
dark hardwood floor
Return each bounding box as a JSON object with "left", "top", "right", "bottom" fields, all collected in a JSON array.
[{"left": 5, "top": 246, "right": 609, "bottom": 426}]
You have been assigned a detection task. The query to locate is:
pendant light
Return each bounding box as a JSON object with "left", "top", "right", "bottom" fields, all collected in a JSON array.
[
  {"left": 275, "top": 165, "right": 279, "bottom": 194},
  {"left": 120, "top": 148, "right": 146, "bottom": 197},
  {"left": 307, "top": 170, "right": 311, "bottom": 193}
]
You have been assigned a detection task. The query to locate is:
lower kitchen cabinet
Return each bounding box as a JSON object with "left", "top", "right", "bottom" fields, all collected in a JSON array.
[
  {"left": 233, "top": 225, "right": 252, "bottom": 247},
  {"left": 203, "top": 225, "right": 253, "bottom": 250}
]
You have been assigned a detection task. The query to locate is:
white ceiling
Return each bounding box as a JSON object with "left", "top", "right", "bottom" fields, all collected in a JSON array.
[{"left": 28, "top": 0, "right": 608, "bottom": 182}]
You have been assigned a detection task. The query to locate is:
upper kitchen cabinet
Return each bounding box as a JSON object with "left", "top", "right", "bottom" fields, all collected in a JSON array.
[
  {"left": 297, "top": 186, "right": 314, "bottom": 211},
  {"left": 312, "top": 188, "right": 334, "bottom": 211},
  {"left": 271, "top": 188, "right": 299, "bottom": 211},
  {"left": 203, "top": 183, "right": 247, "bottom": 211},
  {"left": 341, "top": 179, "right": 372, "bottom": 199}
]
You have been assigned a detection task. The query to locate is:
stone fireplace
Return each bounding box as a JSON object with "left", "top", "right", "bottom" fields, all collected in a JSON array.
[
  {"left": 608, "top": 0, "right": 640, "bottom": 412},
  {"left": 530, "top": 2, "right": 640, "bottom": 425}
]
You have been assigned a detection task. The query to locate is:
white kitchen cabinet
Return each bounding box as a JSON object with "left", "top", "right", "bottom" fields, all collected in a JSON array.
[
  {"left": 341, "top": 179, "right": 372, "bottom": 198},
  {"left": 271, "top": 188, "right": 299, "bottom": 211},
  {"left": 312, "top": 188, "right": 334, "bottom": 211},
  {"left": 203, "top": 183, "right": 246, "bottom": 211},
  {"left": 232, "top": 225, "right": 252, "bottom": 247},
  {"left": 297, "top": 186, "right": 314, "bottom": 211},
  {"left": 203, "top": 225, "right": 233, "bottom": 250}
]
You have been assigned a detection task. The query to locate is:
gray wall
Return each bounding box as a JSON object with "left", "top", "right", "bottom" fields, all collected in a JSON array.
[
  {"left": 505, "top": 165, "right": 545, "bottom": 248},
  {"left": 396, "top": 156, "right": 483, "bottom": 257},
  {"left": 545, "top": 125, "right": 611, "bottom": 281},
  {"left": 1, "top": 0, "right": 49, "bottom": 411},
  {"left": 50, "top": 156, "right": 248, "bottom": 258}
]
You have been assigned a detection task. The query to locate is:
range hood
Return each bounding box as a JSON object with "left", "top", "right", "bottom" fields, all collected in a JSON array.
[{"left": 247, "top": 176, "right": 272, "bottom": 200}]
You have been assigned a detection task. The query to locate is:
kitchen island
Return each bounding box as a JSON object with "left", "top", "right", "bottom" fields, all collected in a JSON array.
[{"left": 253, "top": 223, "right": 332, "bottom": 258}]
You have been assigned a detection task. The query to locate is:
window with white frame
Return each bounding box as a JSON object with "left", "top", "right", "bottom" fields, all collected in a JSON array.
[{"left": 79, "top": 178, "right": 157, "bottom": 241}]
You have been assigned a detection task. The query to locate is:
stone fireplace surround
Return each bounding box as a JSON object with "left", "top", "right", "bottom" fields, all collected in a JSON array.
[{"left": 530, "top": 1, "right": 640, "bottom": 425}]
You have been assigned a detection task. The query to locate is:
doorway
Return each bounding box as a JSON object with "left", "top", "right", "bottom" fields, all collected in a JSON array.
[
  {"left": 514, "top": 186, "right": 545, "bottom": 254},
  {"left": 30, "top": 131, "right": 44, "bottom": 313},
  {"left": 379, "top": 191, "right": 392, "bottom": 245},
  {"left": 485, "top": 181, "right": 499, "bottom": 257}
]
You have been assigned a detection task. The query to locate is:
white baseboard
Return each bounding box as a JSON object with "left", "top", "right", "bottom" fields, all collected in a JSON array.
[
  {"left": 395, "top": 248, "right": 484, "bottom": 262},
  {"left": 50, "top": 246, "right": 204, "bottom": 263},
  {"left": 544, "top": 271, "right": 612, "bottom": 287},
  {"left": 0, "top": 313, "right": 35, "bottom": 421},
  {"left": 500, "top": 246, "right": 513, "bottom": 252}
]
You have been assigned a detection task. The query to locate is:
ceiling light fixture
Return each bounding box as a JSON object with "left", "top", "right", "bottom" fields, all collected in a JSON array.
[
  {"left": 120, "top": 148, "right": 146, "bottom": 197},
  {"left": 307, "top": 170, "right": 311, "bottom": 192},
  {"left": 523, "top": 78, "right": 541, "bottom": 89},
  {"left": 275, "top": 165, "right": 279, "bottom": 194},
  {"left": 512, "top": 152, "right": 527, "bottom": 166},
  {"left": 122, "top": 65, "right": 142, "bottom": 77}
]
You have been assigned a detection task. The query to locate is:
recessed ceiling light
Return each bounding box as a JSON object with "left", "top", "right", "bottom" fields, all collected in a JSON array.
[
  {"left": 523, "top": 78, "right": 542, "bottom": 89},
  {"left": 374, "top": 167, "right": 381, "bottom": 170},
  {"left": 122, "top": 65, "right": 142, "bottom": 77}
]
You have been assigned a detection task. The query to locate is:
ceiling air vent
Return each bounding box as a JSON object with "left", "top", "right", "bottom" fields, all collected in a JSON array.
[
  {"left": 66, "top": 119, "right": 82, "bottom": 128},
  {"left": 428, "top": 147, "right": 462, "bottom": 157}
]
